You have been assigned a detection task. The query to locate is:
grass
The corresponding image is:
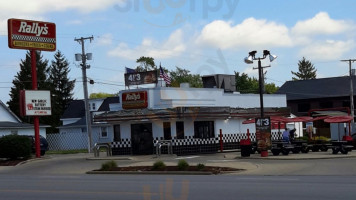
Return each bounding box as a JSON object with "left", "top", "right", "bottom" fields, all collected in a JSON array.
[{"left": 46, "top": 149, "right": 88, "bottom": 154}]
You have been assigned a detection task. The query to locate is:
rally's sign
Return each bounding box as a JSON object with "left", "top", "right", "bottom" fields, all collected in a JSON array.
[
  {"left": 122, "top": 91, "right": 148, "bottom": 109},
  {"left": 20, "top": 90, "right": 52, "bottom": 116},
  {"left": 8, "top": 18, "right": 56, "bottom": 51}
]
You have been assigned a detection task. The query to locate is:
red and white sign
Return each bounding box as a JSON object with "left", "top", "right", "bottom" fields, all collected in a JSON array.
[
  {"left": 20, "top": 90, "right": 52, "bottom": 116},
  {"left": 8, "top": 18, "right": 56, "bottom": 51},
  {"left": 122, "top": 91, "right": 148, "bottom": 109}
]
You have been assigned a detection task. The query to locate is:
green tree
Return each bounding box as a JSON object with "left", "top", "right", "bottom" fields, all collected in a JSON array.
[
  {"left": 235, "top": 72, "right": 259, "bottom": 93},
  {"left": 90, "top": 93, "right": 115, "bottom": 99},
  {"left": 7, "top": 51, "right": 50, "bottom": 123},
  {"left": 136, "top": 56, "right": 156, "bottom": 72},
  {"left": 291, "top": 57, "right": 317, "bottom": 80},
  {"left": 47, "top": 50, "right": 75, "bottom": 133},
  {"left": 169, "top": 67, "right": 203, "bottom": 88},
  {"left": 235, "top": 71, "right": 279, "bottom": 94},
  {"left": 264, "top": 82, "right": 279, "bottom": 94}
]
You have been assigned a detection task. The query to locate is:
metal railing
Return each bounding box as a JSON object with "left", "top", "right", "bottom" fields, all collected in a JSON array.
[
  {"left": 93, "top": 143, "right": 112, "bottom": 157},
  {"left": 155, "top": 140, "right": 173, "bottom": 157}
]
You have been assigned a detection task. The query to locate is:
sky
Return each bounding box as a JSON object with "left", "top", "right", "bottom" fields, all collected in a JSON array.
[{"left": 1, "top": 0, "right": 356, "bottom": 104}]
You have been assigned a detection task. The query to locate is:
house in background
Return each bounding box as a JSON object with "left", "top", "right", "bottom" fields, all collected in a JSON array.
[
  {"left": 0, "top": 100, "right": 48, "bottom": 137},
  {"left": 276, "top": 76, "right": 355, "bottom": 138},
  {"left": 49, "top": 97, "right": 120, "bottom": 150}
]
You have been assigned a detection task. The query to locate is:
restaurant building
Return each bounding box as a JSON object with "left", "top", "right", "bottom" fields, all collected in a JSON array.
[{"left": 94, "top": 75, "right": 289, "bottom": 155}]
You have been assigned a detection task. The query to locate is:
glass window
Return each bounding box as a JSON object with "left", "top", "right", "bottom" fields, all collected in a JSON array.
[
  {"left": 194, "top": 121, "right": 215, "bottom": 138},
  {"left": 176, "top": 121, "right": 184, "bottom": 139},
  {"left": 114, "top": 125, "right": 121, "bottom": 142},
  {"left": 92, "top": 103, "right": 96, "bottom": 110},
  {"left": 163, "top": 122, "right": 171, "bottom": 140},
  {"left": 101, "top": 127, "right": 108, "bottom": 138}
]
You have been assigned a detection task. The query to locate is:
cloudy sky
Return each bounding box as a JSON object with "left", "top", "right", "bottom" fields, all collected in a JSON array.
[{"left": 1, "top": 0, "right": 356, "bottom": 103}]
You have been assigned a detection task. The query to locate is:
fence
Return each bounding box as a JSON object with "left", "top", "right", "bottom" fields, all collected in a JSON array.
[{"left": 47, "top": 132, "right": 88, "bottom": 151}]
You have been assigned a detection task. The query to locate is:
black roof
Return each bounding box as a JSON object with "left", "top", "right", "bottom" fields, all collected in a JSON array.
[
  {"left": 276, "top": 76, "right": 355, "bottom": 100},
  {"left": 61, "top": 100, "right": 85, "bottom": 119},
  {"left": 98, "top": 97, "right": 120, "bottom": 111}
]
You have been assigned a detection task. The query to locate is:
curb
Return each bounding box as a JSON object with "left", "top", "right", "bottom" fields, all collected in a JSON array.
[
  {"left": 86, "top": 157, "right": 131, "bottom": 161},
  {"left": 237, "top": 154, "right": 356, "bottom": 160},
  {"left": 86, "top": 171, "right": 213, "bottom": 175}
]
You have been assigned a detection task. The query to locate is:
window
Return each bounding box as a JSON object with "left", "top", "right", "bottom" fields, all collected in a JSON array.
[
  {"left": 114, "top": 125, "right": 121, "bottom": 142},
  {"left": 100, "top": 127, "right": 108, "bottom": 138},
  {"left": 297, "top": 103, "right": 310, "bottom": 113},
  {"left": 163, "top": 122, "right": 171, "bottom": 140},
  {"left": 194, "top": 121, "right": 215, "bottom": 138},
  {"left": 92, "top": 103, "right": 96, "bottom": 110},
  {"left": 176, "top": 121, "right": 184, "bottom": 139}
]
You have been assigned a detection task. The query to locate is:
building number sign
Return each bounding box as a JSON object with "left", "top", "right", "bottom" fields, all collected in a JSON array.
[{"left": 255, "top": 117, "right": 272, "bottom": 151}]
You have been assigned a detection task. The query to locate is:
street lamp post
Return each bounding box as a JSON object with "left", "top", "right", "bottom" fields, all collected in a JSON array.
[
  {"left": 244, "top": 50, "right": 277, "bottom": 118},
  {"left": 244, "top": 50, "right": 277, "bottom": 157}
]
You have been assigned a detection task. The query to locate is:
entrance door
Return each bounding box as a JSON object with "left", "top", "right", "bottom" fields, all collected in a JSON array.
[{"left": 131, "top": 123, "right": 153, "bottom": 155}]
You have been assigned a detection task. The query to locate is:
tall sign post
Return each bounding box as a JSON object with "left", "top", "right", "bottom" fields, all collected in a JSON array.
[{"left": 8, "top": 18, "right": 56, "bottom": 158}]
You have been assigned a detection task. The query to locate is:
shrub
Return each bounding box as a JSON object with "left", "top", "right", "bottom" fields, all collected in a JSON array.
[
  {"left": 100, "top": 160, "right": 117, "bottom": 171},
  {"left": 197, "top": 163, "right": 205, "bottom": 170},
  {"left": 152, "top": 160, "right": 166, "bottom": 170},
  {"left": 0, "top": 135, "right": 31, "bottom": 160},
  {"left": 177, "top": 160, "right": 189, "bottom": 171}
]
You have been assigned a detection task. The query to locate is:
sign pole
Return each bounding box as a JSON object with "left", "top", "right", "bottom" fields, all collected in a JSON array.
[{"left": 31, "top": 50, "right": 41, "bottom": 158}]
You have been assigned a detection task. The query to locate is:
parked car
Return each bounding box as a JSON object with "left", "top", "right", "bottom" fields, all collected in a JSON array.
[{"left": 27, "top": 135, "right": 49, "bottom": 156}]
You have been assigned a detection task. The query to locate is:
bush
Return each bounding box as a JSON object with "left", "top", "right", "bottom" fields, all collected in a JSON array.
[
  {"left": 100, "top": 160, "right": 117, "bottom": 171},
  {"left": 152, "top": 160, "right": 166, "bottom": 170},
  {"left": 0, "top": 135, "right": 31, "bottom": 160},
  {"left": 177, "top": 160, "right": 189, "bottom": 171},
  {"left": 197, "top": 163, "right": 205, "bottom": 170}
]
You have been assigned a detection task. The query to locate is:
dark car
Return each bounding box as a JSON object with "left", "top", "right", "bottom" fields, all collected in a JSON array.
[{"left": 27, "top": 135, "right": 49, "bottom": 156}]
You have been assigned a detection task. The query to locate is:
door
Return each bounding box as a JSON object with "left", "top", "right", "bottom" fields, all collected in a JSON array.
[{"left": 131, "top": 123, "right": 153, "bottom": 155}]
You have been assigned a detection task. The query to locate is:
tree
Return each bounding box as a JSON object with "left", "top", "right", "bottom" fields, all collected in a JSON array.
[
  {"left": 47, "top": 50, "right": 75, "bottom": 133},
  {"left": 169, "top": 67, "right": 203, "bottom": 88},
  {"left": 235, "top": 71, "right": 279, "bottom": 94},
  {"left": 136, "top": 56, "right": 156, "bottom": 72},
  {"left": 7, "top": 51, "right": 50, "bottom": 123},
  {"left": 235, "top": 72, "right": 259, "bottom": 93},
  {"left": 90, "top": 93, "right": 115, "bottom": 99},
  {"left": 291, "top": 57, "right": 317, "bottom": 80}
]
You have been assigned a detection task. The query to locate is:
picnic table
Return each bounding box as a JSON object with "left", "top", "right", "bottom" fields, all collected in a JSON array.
[
  {"left": 329, "top": 140, "right": 353, "bottom": 154},
  {"left": 271, "top": 140, "right": 294, "bottom": 156},
  {"left": 291, "top": 139, "right": 312, "bottom": 153}
]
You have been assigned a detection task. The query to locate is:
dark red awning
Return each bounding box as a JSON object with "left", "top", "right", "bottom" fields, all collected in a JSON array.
[{"left": 324, "top": 116, "right": 353, "bottom": 123}]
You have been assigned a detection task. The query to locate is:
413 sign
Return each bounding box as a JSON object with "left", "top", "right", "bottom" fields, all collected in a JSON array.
[
  {"left": 255, "top": 117, "right": 272, "bottom": 151},
  {"left": 255, "top": 118, "right": 270, "bottom": 127}
]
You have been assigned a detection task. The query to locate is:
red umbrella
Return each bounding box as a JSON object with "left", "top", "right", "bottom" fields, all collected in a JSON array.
[
  {"left": 307, "top": 116, "right": 330, "bottom": 122},
  {"left": 281, "top": 116, "right": 313, "bottom": 123},
  {"left": 324, "top": 116, "right": 353, "bottom": 123}
]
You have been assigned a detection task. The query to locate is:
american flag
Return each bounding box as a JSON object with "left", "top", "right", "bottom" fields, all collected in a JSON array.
[{"left": 159, "top": 65, "right": 171, "bottom": 85}]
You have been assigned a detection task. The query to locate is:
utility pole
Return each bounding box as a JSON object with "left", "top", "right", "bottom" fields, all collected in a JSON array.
[
  {"left": 341, "top": 59, "right": 356, "bottom": 130},
  {"left": 75, "top": 36, "right": 94, "bottom": 153}
]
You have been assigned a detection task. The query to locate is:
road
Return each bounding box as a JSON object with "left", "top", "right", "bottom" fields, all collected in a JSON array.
[
  {"left": 1, "top": 153, "right": 356, "bottom": 199},
  {"left": 1, "top": 174, "right": 356, "bottom": 200}
]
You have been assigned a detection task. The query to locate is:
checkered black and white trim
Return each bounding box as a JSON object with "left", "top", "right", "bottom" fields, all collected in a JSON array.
[
  {"left": 12, "top": 34, "right": 56, "bottom": 43},
  {"left": 111, "top": 138, "right": 131, "bottom": 148}
]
